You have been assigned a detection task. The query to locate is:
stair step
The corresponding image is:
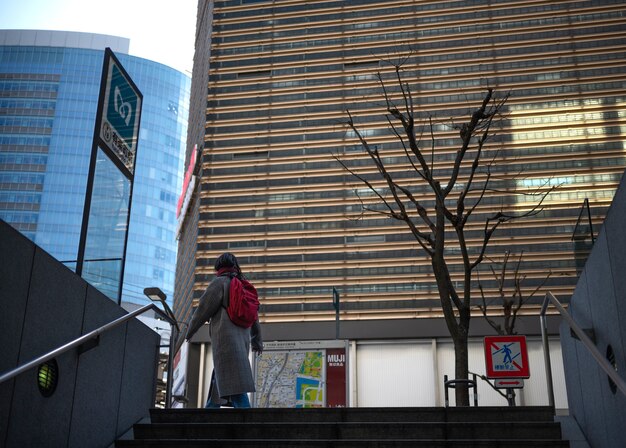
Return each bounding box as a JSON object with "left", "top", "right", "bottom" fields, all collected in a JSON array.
[
  {"left": 133, "top": 421, "right": 563, "bottom": 440},
  {"left": 116, "top": 438, "right": 569, "bottom": 447},
  {"left": 117, "top": 407, "right": 568, "bottom": 447},
  {"left": 149, "top": 406, "right": 556, "bottom": 424}
]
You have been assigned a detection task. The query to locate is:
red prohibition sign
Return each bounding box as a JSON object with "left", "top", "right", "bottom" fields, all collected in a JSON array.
[{"left": 484, "top": 335, "right": 530, "bottom": 379}]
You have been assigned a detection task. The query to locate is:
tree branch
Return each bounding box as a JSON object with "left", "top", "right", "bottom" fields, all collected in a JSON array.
[
  {"left": 470, "top": 184, "right": 556, "bottom": 271},
  {"left": 444, "top": 89, "right": 495, "bottom": 196},
  {"left": 477, "top": 268, "right": 504, "bottom": 335}
]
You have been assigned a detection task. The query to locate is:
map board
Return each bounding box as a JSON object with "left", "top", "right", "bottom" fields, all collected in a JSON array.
[
  {"left": 484, "top": 335, "right": 530, "bottom": 379},
  {"left": 253, "top": 340, "right": 347, "bottom": 408}
]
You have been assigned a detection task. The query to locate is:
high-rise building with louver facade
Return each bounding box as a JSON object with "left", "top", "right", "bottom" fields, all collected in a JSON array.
[{"left": 176, "top": 0, "right": 625, "bottom": 331}]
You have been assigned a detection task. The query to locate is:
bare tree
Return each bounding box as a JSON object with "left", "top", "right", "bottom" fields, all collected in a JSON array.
[
  {"left": 475, "top": 251, "right": 558, "bottom": 406},
  {"left": 335, "top": 63, "right": 554, "bottom": 406},
  {"left": 477, "top": 251, "right": 554, "bottom": 336}
]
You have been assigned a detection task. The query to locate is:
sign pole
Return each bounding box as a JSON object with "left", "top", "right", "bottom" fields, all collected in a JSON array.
[
  {"left": 77, "top": 47, "right": 142, "bottom": 304},
  {"left": 76, "top": 48, "right": 112, "bottom": 277},
  {"left": 506, "top": 388, "right": 516, "bottom": 406}
]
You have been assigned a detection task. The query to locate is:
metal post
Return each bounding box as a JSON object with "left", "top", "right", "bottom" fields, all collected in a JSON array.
[
  {"left": 197, "top": 343, "right": 206, "bottom": 408},
  {"left": 166, "top": 324, "right": 176, "bottom": 409},
  {"left": 333, "top": 287, "right": 340, "bottom": 339},
  {"left": 444, "top": 375, "right": 449, "bottom": 407},
  {"left": 472, "top": 373, "right": 478, "bottom": 407},
  {"left": 540, "top": 313, "right": 555, "bottom": 408},
  {"left": 585, "top": 198, "right": 595, "bottom": 243},
  {"left": 506, "top": 388, "right": 516, "bottom": 407}
]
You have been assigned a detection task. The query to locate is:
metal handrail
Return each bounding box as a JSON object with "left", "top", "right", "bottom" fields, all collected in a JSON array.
[
  {"left": 0, "top": 303, "right": 177, "bottom": 402},
  {"left": 540, "top": 291, "right": 626, "bottom": 407}
]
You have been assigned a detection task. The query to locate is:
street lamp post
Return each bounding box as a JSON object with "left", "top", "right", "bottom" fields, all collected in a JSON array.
[{"left": 144, "top": 287, "right": 179, "bottom": 409}]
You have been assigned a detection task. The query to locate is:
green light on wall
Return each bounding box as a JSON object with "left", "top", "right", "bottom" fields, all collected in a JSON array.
[{"left": 37, "top": 359, "right": 58, "bottom": 397}]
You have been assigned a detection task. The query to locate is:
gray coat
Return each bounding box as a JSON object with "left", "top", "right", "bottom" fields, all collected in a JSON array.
[{"left": 185, "top": 275, "right": 263, "bottom": 401}]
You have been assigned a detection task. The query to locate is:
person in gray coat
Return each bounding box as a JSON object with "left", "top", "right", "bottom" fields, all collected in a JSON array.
[{"left": 185, "top": 252, "right": 263, "bottom": 408}]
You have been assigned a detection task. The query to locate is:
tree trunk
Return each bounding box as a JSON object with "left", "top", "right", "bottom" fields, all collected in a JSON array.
[{"left": 454, "top": 333, "right": 470, "bottom": 406}]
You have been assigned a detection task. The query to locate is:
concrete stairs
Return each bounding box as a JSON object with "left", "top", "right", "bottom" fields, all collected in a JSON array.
[{"left": 116, "top": 406, "right": 569, "bottom": 447}]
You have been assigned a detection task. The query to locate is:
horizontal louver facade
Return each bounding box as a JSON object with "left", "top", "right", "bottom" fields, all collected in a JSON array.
[{"left": 194, "top": 0, "right": 626, "bottom": 324}]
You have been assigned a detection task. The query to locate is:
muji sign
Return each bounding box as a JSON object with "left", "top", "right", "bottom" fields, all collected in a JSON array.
[{"left": 484, "top": 335, "right": 530, "bottom": 379}]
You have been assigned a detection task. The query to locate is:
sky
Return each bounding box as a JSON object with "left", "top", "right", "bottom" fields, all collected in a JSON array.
[{"left": 0, "top": 0, "right": 198, "bottom": 74}]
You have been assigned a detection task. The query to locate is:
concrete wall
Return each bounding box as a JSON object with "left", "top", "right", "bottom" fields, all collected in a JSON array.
[
  {"left": 560, "top": 172, "right": 626, "bottom": 448},
  {"left": 0, "top": 221, "right": 160, "bottom": 448}
]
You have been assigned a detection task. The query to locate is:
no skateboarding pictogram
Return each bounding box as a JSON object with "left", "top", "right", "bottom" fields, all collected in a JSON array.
[{"left": 484, "top": 335, "right": 530, "bottom": 379}]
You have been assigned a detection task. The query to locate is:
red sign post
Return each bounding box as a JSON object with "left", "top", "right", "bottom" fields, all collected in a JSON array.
[
  {"left": 484, "top": 335, "right": 530, "bottom": 379},
  {"left": 326, "top": 348, "right": 347, "bottom": 407}
]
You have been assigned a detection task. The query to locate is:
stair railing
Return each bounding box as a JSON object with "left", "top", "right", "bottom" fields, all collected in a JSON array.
[
  {"left": 0, "top": 302, "right": 178, "bottom": 407},
  {"left": 540, "top": 291, "right": 626, "bottom": 407}
]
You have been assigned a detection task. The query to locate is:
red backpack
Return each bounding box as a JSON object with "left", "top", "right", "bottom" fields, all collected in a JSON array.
[{"left": 226, "top": 275, "right": 259, "bottom": 328}]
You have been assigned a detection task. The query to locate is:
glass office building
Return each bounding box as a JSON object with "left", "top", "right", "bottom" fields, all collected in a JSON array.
[
  {"left": 0, "top": 30, "right": 190, "bottom": 308},
  {"left": 177, "top": 0, "right": 626, "bottom": 329}
]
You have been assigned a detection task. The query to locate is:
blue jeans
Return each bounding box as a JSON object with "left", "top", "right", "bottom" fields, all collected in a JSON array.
[
  {"left": 205, "top": 370, "right": 252, "bottom": 408},
  {"left": 205, "top": 393, "right": 251, "bottom": 408}
]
